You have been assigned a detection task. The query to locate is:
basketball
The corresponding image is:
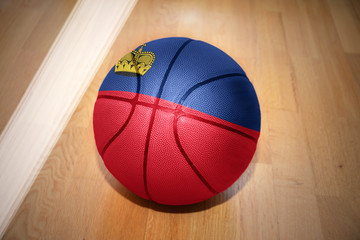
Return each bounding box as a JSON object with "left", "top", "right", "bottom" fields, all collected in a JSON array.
[{"left": 93, "top": 37, "right": 261, "bottom": 205}]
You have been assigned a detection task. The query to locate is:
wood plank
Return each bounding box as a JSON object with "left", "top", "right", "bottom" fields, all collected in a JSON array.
[
  {"left": 292, "top": 55, "right": 360, "bottom": 239},
  {"left": 279, "top": 0, "right": 319, "bottom": 57},
  {"left": 317, "top": 195, "right": 360, "bottom": 240},
  {"left": 327, "top": 0, "right": 360, "bottom": 53},
  {"left": 268, "top": 108, "right": 324, "bottom": 240},
  {"left": 346, "top": 53, "right": 360, "bottom": 87},
  {"left": 256, "top": 7, "right": 324, "bottom": 239},
  {"left": 297, "top": 0, "right": 360, "bottom": 198}
]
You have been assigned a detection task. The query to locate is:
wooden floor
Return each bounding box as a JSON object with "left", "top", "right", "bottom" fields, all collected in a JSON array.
[{"left": 3, "top": 0, "right": 360, "bottom": 239}]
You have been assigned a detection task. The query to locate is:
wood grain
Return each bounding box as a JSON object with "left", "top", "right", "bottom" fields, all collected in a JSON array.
[{"left": 3, "top": 0, "right": 360, "bottom": 239}]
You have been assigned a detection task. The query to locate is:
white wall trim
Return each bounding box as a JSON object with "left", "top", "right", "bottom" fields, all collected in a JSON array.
[{"left": 0, "top": 0, "right": 137, "bottom": 236}]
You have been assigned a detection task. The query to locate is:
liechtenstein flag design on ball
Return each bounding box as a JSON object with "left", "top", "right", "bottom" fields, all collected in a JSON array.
[{"left": 93, "top": 37, "right": 261, "bottom": 205}]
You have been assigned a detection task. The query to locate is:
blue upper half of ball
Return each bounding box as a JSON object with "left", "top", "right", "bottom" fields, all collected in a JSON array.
[{"left": 99, "top": 37, "right": 261, "bottom": 132}]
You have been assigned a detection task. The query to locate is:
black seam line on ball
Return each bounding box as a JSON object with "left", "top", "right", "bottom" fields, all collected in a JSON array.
[
  {"left": 156, "top": 39, "right": 193, "bottom": 99},
  {"left": 177, "top": 72, "right": 257, "bottom": 142},
  {"left": 98, "top": 94, "right": 257, "bottom": 143},
  {"left": 178, "top": 73, "right": 247, "bottom": 106},
  {"left": 173, "top": 113, "right": 219, "bottom": 194},
  {"left": 100, "top": 68, "right": 141, "bottom": 158},
  {"left": 143, "top": 39, "right": 193, "bottom": 200}
]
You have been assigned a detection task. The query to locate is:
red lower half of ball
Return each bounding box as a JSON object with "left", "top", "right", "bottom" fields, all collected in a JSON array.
[{"left": 93, "top": 90, "right": 259, "bottom": 205}]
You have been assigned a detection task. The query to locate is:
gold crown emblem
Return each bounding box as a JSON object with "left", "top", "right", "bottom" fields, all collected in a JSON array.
[{"left": 115, "top": 44, "right": 155, "bottom": 76}]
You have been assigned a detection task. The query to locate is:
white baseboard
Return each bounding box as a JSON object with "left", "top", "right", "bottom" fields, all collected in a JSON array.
[{"left": 0, "top": 0, "right": 137, "bottom": 236}]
